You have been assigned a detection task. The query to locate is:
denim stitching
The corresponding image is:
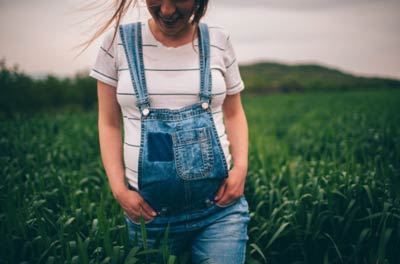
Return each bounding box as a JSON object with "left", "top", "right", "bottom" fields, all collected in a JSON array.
[
  {"left": 200, "top": 132, "right": 214, "bottom": 176},
  {"left": 142, "top": 104, "right": 208, "bottom": 121},
  {"left": 137, "top": 118, "right": 145, "bottom": 190},
  {"left": 122, "top": 22, "right": 230, "bottom": 216},
  {"left": 198, "top": 23, "right": 212, "bottom": 104},
  {"left": 173, "top": 127, "right": 214, "bottom": 181},
  {"left": 119, "top": 24, "right": 142, "bottom": 106},
  {"left": 174, "top": 127, "right": 208, "bottom": 145},
  {"left": 135, "top": 23, "right": 150, "bottom": 109},
  {"left": 209, "top": 111, "right": 229, "bottom": 176}
]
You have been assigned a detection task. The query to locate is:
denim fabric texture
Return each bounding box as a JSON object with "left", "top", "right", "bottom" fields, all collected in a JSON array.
[
  {"left": 125, "top": 195, "right": 250, "bottom": 263},
  {"left": 119, "top": 22, "right": 250, "bottom": 263}
]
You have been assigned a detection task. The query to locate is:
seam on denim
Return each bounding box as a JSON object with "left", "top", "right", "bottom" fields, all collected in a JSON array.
[
  {"left": 136, "top": 22, "right": 151, "bottom": 109},
  {"left": 174, "top": 127, "right": 207, "bottom": 145},
  {"left": 201, "top": 131, "right": 214, "bottom": 177},
  {"left": 119, "top": 24, "right": 142, "bottom": 106},
  {"left": 199, "top": 23, "right": 213, "bottom": 104},
  {"left": 208, "top": 111, "right": 229, "bottom": 178},
  {"left": 137, "top": 118, "right": 145, "bottom": 191},
  {"left": 142, "top": 104, "right": 209, "bottom": 121},
  {"left": 173, "top": 126, "right": 214, "bottom": 181}
]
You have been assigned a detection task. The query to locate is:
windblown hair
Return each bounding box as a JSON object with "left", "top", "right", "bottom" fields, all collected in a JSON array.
[{"left": 76, "top": 0, "right": 209, "bottom": 56}]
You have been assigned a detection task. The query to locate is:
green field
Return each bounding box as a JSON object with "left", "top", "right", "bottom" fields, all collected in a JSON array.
[{"left": 1, "top": 90, "right": 399, "bottom": 263}]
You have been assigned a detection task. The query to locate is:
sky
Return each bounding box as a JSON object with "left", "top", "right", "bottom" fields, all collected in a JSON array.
[{"left": 0, "top": 0, "right": 399, "bottom": 79}]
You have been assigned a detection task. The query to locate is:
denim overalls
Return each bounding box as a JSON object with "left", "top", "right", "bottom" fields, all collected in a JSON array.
[
  {"left": 120, "top": 22, "right": 250, "bottom": 263},
  {"left": 119, "top": 22, "right": 229, "bottom": 218}
]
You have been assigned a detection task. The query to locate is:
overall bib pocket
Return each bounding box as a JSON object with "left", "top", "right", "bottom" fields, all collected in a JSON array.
[{"left": 172, "top": 126, "right": 214, "bottom": 180}]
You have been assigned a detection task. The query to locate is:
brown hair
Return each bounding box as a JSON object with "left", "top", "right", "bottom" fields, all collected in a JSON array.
[{"left": 75, "top": 0, "right": 209, "bottom": 57}]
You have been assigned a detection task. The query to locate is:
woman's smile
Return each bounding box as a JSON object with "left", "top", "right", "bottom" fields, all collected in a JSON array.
[
  {"left": 147, "top": 0, "right": 196, "bottom": 38},
  {"left": 158, "top": 13, "right": 180, "bottom": 27}
]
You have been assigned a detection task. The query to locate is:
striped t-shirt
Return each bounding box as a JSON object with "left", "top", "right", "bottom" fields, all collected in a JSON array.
[{"left": 89, "top": 19, "right": 245, "bottom": 190}]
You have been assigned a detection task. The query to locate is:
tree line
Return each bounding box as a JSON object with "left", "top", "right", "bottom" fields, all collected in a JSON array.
[
  {"left": 0, "top": 60, "right": 96, "bottom": 118},
  {"left": 1, "top": 60, "right": 399, "bottom": 118}
]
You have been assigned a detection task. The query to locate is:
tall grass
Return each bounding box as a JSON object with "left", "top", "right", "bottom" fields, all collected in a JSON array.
[{"left": 0, "top": 90, "right": 399, "bottom": 263}]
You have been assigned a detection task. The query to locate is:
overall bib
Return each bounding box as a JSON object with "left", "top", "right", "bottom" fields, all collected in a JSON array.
[{"left": 119, "top": 22, "right": 230, "bottom": 218}]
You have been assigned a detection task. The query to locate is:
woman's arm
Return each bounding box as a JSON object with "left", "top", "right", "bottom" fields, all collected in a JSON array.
[
  {"left": 97, "top": 81, "right": 125, "bottom": 196},
  {"left": 215, "top": 92, "right": 248, "bottom": 206},
  {"left": 97, "top": 81, "right": 156, "bottom": 220}
]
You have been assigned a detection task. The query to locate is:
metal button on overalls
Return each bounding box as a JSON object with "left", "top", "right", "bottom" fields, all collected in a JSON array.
[{"left": 142, "top": 108, "right": 150, "bottom": 116}]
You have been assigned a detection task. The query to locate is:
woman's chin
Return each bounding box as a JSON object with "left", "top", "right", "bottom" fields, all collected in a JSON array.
[{"left": 155, "top": 18, "right": 191, "bottom": 36}]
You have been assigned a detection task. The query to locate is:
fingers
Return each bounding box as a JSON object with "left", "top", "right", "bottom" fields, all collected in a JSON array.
[
  {"left": 132, "top": 200, "right": 155, "bottom": 221},
  {"left": 127, "top": 192, "right": 157, "bottom": 222},
  {"left": 129, "top": 206, "right": 153, "bottom": 222},
  {"left": 140, "top": 200, "right": 157, "bottom": 218},
  {"left": 214, "top": 180, "right": 227, "bottom": 201},
  {"left": 215, "top": 180, "right": 241, "bottom": 206},
  {"left": 216, "top": 193, "right": 235, "bottom": 206}
]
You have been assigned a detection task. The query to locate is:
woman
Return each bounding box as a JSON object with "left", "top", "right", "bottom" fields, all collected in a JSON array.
[{"left": 89, "top": 0, "right": 250, "bottom": 262}]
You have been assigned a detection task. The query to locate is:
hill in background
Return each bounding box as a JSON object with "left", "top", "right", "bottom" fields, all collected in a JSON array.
[
  {"left": 240, "top": 62, "right": 400, "bottom": 93},
  {"left": 1, "top": 59, "right": 400, "bottom": 116}
]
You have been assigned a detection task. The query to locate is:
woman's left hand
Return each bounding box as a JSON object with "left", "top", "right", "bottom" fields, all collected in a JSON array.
[{"left": 214, "top": 166, "right": 247, "bottom": 206}]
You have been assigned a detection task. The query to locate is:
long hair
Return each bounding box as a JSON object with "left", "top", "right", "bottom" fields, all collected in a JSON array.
[{"left": 76, "top": 0, "right": 209, "bottom": 56}]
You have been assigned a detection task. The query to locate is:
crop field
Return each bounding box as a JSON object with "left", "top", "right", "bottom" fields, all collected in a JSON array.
[{"left": 1, "top": 90, "right": 399, "bottom": 264}]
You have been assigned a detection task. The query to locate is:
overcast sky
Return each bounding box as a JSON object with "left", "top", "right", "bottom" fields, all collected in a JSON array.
[{"left": 0, "top": 0, "right": 399, "bottom": 79}]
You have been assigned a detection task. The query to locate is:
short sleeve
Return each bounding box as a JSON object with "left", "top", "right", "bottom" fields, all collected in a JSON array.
[
  {"left": 89, "top": 28, "right": 118, "bottom": 87},
  {"left": 223, "top": 35, "right": 244, "bottom": 95}
]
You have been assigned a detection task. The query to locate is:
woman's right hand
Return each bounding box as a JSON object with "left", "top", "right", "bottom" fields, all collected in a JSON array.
[
  {"left": 97, "top": 82, "right": 156, "bottom": 222},
  {"left": 115, "top": 188, "right": 157, "bottom": 222}
]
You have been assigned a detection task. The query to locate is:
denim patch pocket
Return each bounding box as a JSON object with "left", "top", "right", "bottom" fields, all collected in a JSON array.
[
  {"left": 147, "top": 132, "right": 174, "bottom": 162},
  {"left": 172, "top": 126, "right": 214, "bottom": 180}
]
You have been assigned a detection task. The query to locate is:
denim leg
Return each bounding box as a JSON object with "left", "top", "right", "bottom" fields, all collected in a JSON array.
[
  {"left": 125, "top": 215, "right": 192, "bottom": 261},
  {"left": 190, "top": 196, "right": 251, "bottom": 264}
]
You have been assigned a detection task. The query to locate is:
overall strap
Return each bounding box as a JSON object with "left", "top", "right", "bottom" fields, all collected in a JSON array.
[
  {"left": 198, "top": 23, "right": 212, "bottom": 104},
  {"left": 119, "top": 22, "right": 150, "bottom": 110}
]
